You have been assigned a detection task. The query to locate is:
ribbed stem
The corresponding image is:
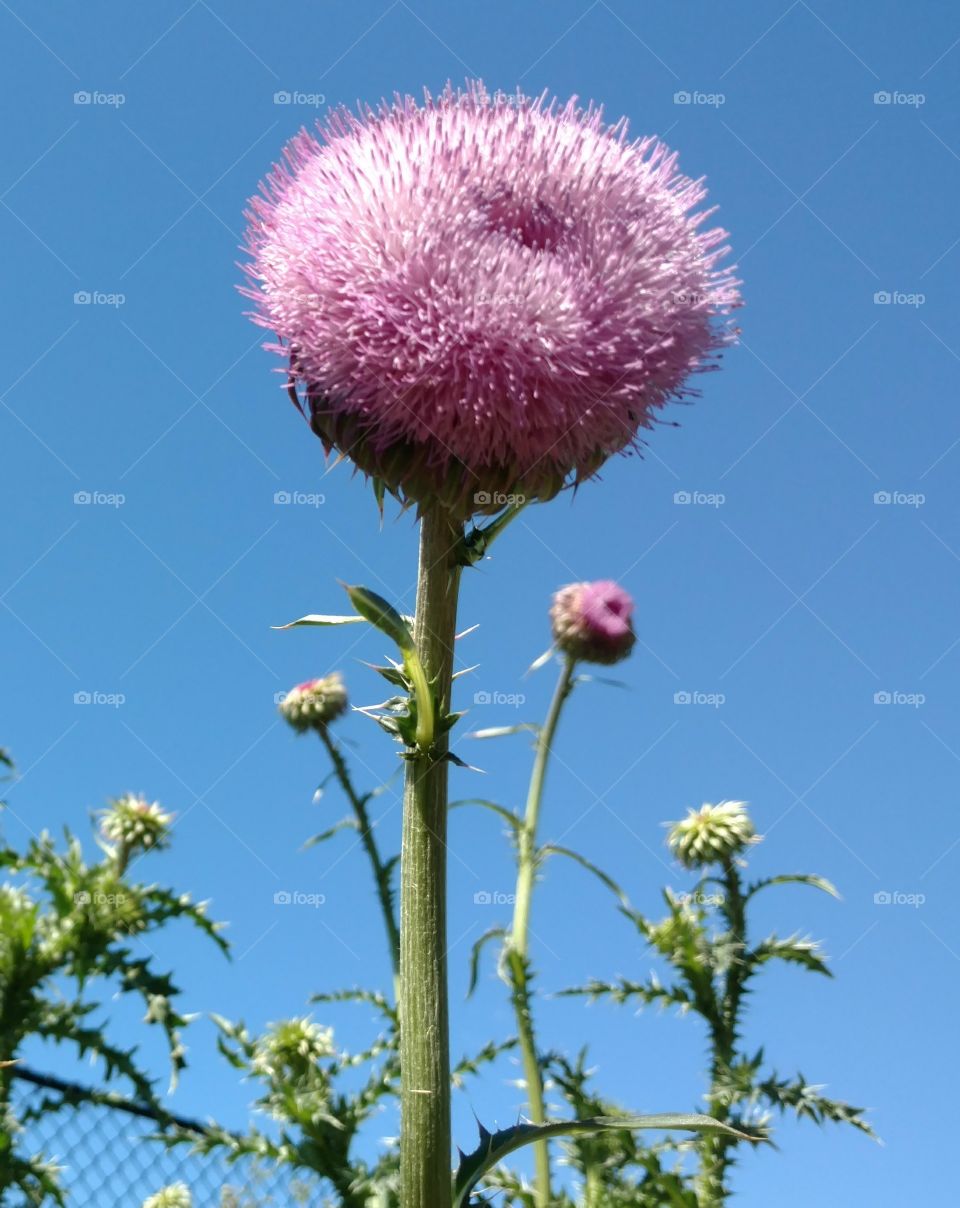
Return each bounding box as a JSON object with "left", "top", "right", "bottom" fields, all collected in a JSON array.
[
  {"left": 399, "top": 505, "right": 462, "bottom": 1208},
  {"left": 317, "top": 727, "right": 400, "bottom": 987},
  {"left": 508, "top": 654, "right": 577, "bottom": 1208}
]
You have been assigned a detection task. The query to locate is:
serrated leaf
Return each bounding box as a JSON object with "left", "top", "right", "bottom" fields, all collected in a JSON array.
[{"left": 453, "top": 1114, "right": 754, "bottom": 1206}]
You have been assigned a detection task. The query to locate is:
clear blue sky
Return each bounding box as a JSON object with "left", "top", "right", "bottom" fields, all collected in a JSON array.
[{"left": 1, "top": 2, "right": 957, "bottom": 1204}]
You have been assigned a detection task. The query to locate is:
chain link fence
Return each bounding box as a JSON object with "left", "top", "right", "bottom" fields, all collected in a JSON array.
[{"left": 6, "top": 1071, "right": 319, "bottom": 1207}]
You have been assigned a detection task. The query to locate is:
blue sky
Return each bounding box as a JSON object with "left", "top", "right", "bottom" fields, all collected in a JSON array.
[{"left": 1, "top": 2, "right": 958, "bottom": 1203}]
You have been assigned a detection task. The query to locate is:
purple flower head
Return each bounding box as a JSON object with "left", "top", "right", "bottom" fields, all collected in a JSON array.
[
  {"left": 550, "top": 579, "right": 636, "bottom": 665},
  {"left": 244, "top": 81, "right": 739, "bottom": 517}
]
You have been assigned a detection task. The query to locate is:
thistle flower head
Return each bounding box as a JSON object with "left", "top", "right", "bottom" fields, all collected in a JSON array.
[
  {"left": 244, "top": 81, "right": 739, "bottom": 517},
  {"left": 254, "top": 1017, "right": 335, "bottom": 1078},
  {"left": 667, "top": 800, "right": 757, "bottom": 869},
  {"left": 550, "top": 580, "right": 636, "bottom": 665},
  {"left": 278, "top": 673, "right": 348, "bottom": 733},
  {"left": 143, "top": 1185, "right": 192, "bottom": 1208},
  {"left": 99, "top": 795, "right": 172, "bottom": 858}
]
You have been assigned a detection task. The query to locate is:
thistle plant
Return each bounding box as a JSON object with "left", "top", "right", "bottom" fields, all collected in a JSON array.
[
  {"left": 246, "top": 79, "right": 738, "bottom": 1207},
  {"left": 0, "top": 766, "right": 226, "bottom": 1205},
  {"left": 278, "top": 674, "right": 400, "bottom": 984},
  {"left": 564, "top": 800, "right": 873, "bottom": 1205}
]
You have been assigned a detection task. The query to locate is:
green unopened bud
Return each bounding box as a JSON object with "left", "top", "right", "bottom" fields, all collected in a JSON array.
[
  {"left": 667, "top": 801, "right": 757, "bottom": 869},
  {"left": 278, "top": 673, "right": 348, "bottom": 733},
  {"left": 253, "top": 1017, "right": 335, "bottom": 1078},
  {"left": 99, "top": 795, "right": 172, "bottom": 861},
  {"left": 143, "top": 1184, "right": 191, "bottom": 1208}
]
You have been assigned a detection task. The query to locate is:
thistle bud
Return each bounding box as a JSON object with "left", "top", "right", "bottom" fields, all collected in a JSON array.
[
  {"left": 549, "top": 580, "right": 636, "bottom": 666},
  {"left": 99, "top": 795, "right": 172, "bottom": 862},
  {"left": 667, "top": 801, "right": 757, "bottom": 869},
  {"left": 253, "top": 1017, "right": 335, "bottom": 1079},
  {"left": 143, "top": 1184, "right": 192, "bottom": 1208},
  {"left": 278, "top": 673, "right": 348, "bottom": 733}
]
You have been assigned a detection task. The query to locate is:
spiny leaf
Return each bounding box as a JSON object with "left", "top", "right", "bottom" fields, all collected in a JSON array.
[
  {"left": 539, "top": 844, "right": 629, "bottom": 905},
  {"left": 272, "top": 613, "right": 366, "bottom": 630},
  {"left": 343, "top": 584, "right": 415, "bottom": 654},
  {"left": 453, "top": 1114, "right": 754, "bottom": 1207},
  {"left": 746, "top": 873, "right": 840, "bottom": 901},
  {"left": 451, "top": 799, "right": 521, "bottom": 833},
  {"left": 467, "top": 724, "right": 540, "bottom": 741},
  {"left": 302, "top": 816, "right": 359, "bottom": 850}
]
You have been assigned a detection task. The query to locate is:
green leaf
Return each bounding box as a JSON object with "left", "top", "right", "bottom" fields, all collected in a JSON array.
[
  {"left": 272, "top": 613, "right": 366, "bottom": 630},
  {"left": 450, "top": 799, "right": 521, "bottom": 833},
  {"left": 746, "top": 874, "right": 840, "bottom": 901},
  {"left": 539, "top": 844, "right": 629, "bottom": 905},
  {"left": 302, "top": 816, "right": 359, "bottom": 850},
  {"left": 749, "top": 933, "right": 832, "bottom": 977},
  {"left": 453, "top": 1114, "right": 753, "bottom": 1207},
  {"left": 467, "top": 724, "right": 540, "bottom": 741},
  {"left": 467, "top": 927, "right": 507, "bottom": 997},
  {"left": 343, "top": 584, "right": 415, "bottom": 654}
]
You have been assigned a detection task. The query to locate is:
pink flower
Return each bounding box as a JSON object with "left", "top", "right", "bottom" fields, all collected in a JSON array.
[
  {"left": 550, "top": 580, "right": 636, "bottom": 665},
  {"left": 244, "top": 81, "right": 739, "bottom": 517}
]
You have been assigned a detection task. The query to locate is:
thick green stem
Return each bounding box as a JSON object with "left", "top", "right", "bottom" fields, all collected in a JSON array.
[
  {"left": 508, "top": 654, "right": 577, "bottom": 1208},
  {"left": 400, "top": 505, "right": 463, "bottom": 1208},
  {"left": 317, "top": 727, "right": 400, "bottom": 987}
]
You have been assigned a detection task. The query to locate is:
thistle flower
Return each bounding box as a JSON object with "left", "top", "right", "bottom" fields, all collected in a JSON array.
[
  {"left": 142, "top": 1185, "right": 191, "bottom": 1208},
  {"left": 667, "top": 800, "right": 757, "bottom": 869},
  {"left": 244, "top": 81, "right": 739, "bottom": 517},
  {"left": 550, "top": 580, "right": 636, "bottom": 665},
  {"left": 99, "top": 795, "right": 172, "bottom": 860},
  {"left": 253, "top": 1017, "right": 335, "bottom": 1079},
  {"left": 278, "top": 673, "right": 348, "bottom": 733}
]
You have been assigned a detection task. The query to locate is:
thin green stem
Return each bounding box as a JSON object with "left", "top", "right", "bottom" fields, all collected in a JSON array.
[
  {"left": 696, "top": 858, "right": 747, "bottom": 1207},
  {"left": 317, "top": 727, "right": 400, "bottom": 987},
  {"left": 507, "top": 653, "right": 577, "bottom": 1208},
  {"left": 399, "top": 505, "right": 463, "bottom": 1208}
]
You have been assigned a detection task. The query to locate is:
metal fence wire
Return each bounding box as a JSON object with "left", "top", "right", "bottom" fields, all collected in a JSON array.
[{"left": 7, "top": 1071, "right": 319, "bottom": 1208}]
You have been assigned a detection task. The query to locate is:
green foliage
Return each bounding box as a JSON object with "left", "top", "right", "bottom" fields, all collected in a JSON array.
[
  {"left": 0, "top": 776, "right": 226, "bottom": 1205},
  {"left": 562, "top": 822, "right": 873, "bottom": 1204}
]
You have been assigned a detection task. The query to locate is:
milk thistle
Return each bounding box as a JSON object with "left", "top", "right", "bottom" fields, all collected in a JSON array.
[{"left": 247, "top": 79, "right": 738, "bottom": 1207}]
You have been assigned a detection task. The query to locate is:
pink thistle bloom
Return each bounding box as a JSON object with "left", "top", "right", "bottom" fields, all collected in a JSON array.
[
  {"left": 279, "top": 672, "right": 348, "bottom": 733},
  {"left": 244, "top": 81, "right": 739, "bottom": 517},
  {"left": 550, "top": 580, "right": 636, "bottom": 665}
]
